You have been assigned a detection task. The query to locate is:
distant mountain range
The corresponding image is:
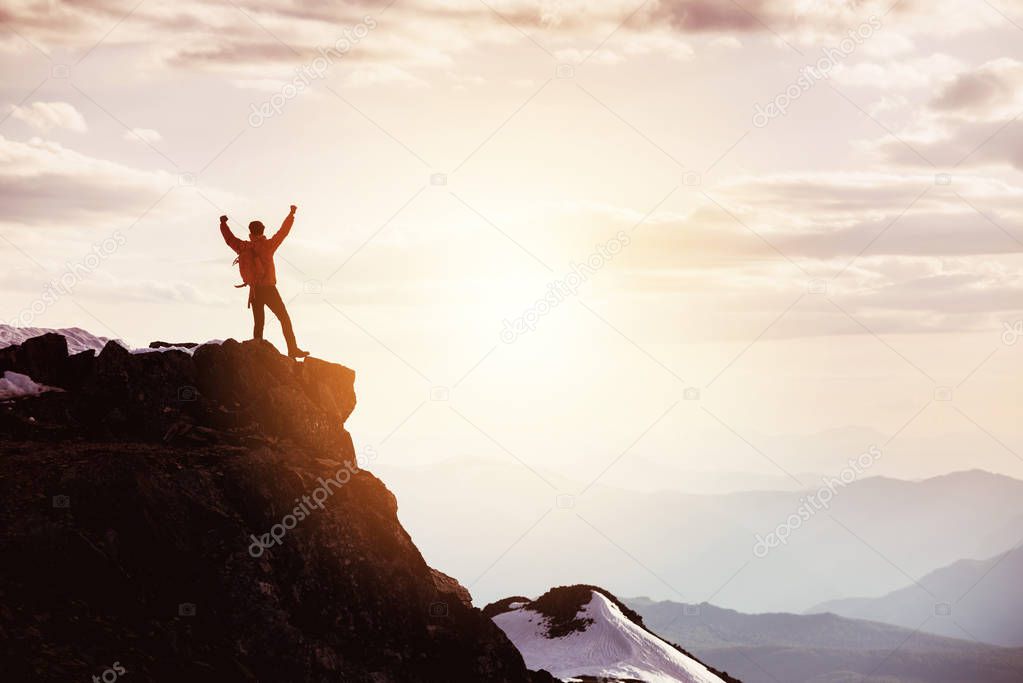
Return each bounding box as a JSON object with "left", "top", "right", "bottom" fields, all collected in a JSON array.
[
  {"left": 627, "top": 596, "right": 1023, "bottom": 683},
  {"left": 811, "top": 543, "right": 1023, "bottom": 647},
  {"left": 378, "top": 459, "right": 1023, "bottom": 612}
]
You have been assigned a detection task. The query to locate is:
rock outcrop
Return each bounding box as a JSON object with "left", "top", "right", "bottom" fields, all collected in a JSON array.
[
  {"left": 486, "top": 585, "right": 742, "bottom": 683},
  {"left": 0, "top": 334, "right": 555, "bottom": 682}
]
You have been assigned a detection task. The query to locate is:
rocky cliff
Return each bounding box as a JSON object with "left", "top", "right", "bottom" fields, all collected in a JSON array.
[{"left": 0, "top": 334, "right": 555, "bottom": 682}]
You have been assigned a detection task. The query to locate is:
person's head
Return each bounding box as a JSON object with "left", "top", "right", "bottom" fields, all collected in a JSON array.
[{"left": 248, "top": 220, "right": 265, "bottom": 237}]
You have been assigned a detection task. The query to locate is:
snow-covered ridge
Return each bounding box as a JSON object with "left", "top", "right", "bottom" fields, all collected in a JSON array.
[
  {"left": 0, "top": 326, "right": 224, "bottom": 398},
  {"left": 0, "top": 325, "right": 219, "bottom": 356},
  {"left": 492, "top": 588, "right": 726, "bottom": 683},
  {"left": 0, "top": 325, "right": 121, "bottom": 355}
]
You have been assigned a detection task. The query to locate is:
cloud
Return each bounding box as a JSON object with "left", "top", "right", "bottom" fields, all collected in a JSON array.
[
  {"left": 122, "top": 128, "right": 162, "bottom": 144},
  {"left": 342, "top": 64, "right": 429, "bottom": 88},
  {"left": 641, "top": 0, "right": 981, "bottom": 39},
  {"left": 517, "top": 171, "right": 1023, "bottom": 336},
  {"left": 0, "top": 0, "right": 997, "bottom": 81},
  {"left": 930, "top": 58, "right": 1023, "bottom": 119},
  {"left": 0, "top": 134, "right": 176, "bottom": 222},
  {"left": 79, "top": 274, "right": 232, "bottom": 306},
  {"left": 620, "top": 32, "right": 695, "bottom": 60},
  {"left": 859, "top": 31, "right": 914, "bottom": 58},
  {"left": 1, "top": 0, "right": 1020, "bottom": 344},
  {"left": 868, "top": 94, "right": 909, "bottom": 117},
  {"left": 9, "top": 101, "right": 88, "bottom": 132},
  {"left": 709, "top": 35, "right": 742, "bottom": 49},
  {"left": 519, "top": 173, "right": 1023, "bottom": 280},
  {"left": 876, "top": 119, "right": 1023, "bottom": 169},
  {"left": 871, "top": 60, "right": 1023, "bottom": 170},
  {"left": 833, "top": 54, "right": 963, "bottom": 90}
]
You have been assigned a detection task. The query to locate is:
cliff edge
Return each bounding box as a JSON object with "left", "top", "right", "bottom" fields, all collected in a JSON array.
[{"left": 0, "top": 334, "right": 554, "bottom": 682}]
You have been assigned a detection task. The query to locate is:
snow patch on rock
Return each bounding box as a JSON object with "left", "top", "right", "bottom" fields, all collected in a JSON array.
[
  {"left": 0, "top": 371, "right": 60, "bottom": 400},
  {"left": 494, "top": 590, "right": 723, "bottom": 683},
  {"left": 131, "top": 342, "right": 223, "bottom": 356}
]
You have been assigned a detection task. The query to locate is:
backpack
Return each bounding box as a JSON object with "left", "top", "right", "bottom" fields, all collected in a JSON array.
[{"left": 233, "top": 243, "right": 266, "bottom": 288}]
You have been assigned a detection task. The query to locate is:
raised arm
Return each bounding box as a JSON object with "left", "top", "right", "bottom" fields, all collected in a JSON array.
[
  {"left": 269, "top": 205, "right": 297, "bottom": 250},
  {"left": 220, "top": 215, "right": 244, "bottom": 253}
]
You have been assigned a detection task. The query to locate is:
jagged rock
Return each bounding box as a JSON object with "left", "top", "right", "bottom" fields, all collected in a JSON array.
[
  {"left": 0, "top": 334, "right": 554, "bottom": 682},
  {"left": 0, "top": 332, "right": 70, "bottom": 387}
]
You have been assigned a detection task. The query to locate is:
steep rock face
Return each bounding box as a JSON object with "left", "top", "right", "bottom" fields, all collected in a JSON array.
[{"left": 0, "top": 334, "right": 553, "bottom": 682}]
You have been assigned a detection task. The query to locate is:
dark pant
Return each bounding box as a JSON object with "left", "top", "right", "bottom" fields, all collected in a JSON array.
[{"left": 250, "top": 285, "right": 298, "bottom": 352}]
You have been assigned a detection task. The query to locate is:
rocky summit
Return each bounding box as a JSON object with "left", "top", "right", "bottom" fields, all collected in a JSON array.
[{"left": 0, "top": 333, "right": 556, "bottom": 682}]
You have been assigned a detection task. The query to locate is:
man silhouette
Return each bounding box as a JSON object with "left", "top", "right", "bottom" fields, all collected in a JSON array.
[{"left": 220, "top": 205, "right": 309, "bottom": 359}]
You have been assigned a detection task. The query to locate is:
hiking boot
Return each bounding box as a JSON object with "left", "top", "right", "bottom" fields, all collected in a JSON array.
[{"left": 288, "top": 348, "right": 310, "bottom": 359}]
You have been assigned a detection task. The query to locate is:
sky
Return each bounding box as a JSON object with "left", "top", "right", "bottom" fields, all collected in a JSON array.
[{"left": 2, "top": 0, "right": 1023, "bottom": 494}]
